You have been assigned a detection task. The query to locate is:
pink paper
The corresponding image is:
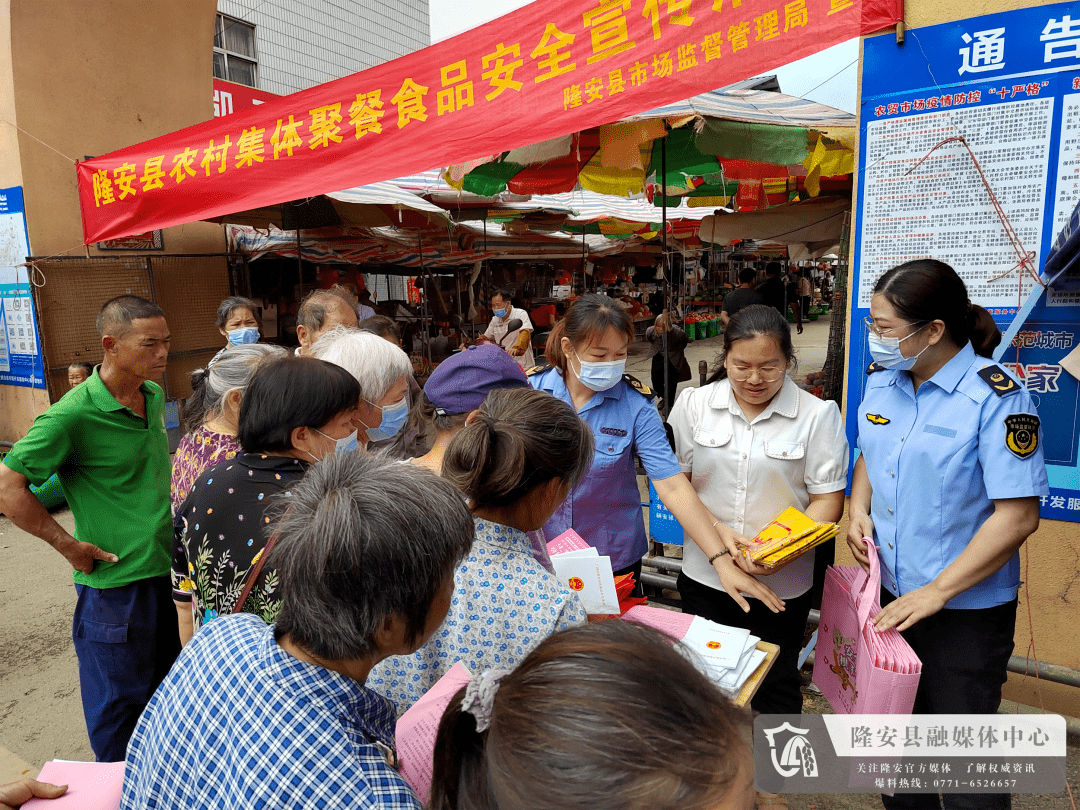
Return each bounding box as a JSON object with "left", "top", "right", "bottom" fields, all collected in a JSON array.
[
  {"left": 395, "top": 661, "right": 471, "bottom": 805},
  {"left": 546, "top": 529, "right": 590, "bottom": 556},
  {"left": 23, "top": 761, "right": 124, "bottom": 810},
  {"left": 621, "top": 604, "right": 694, "bottom": 639}
]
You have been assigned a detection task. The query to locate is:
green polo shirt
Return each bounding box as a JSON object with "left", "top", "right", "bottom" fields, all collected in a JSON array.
[{"left": 4, "top": 368, "right": 172, "bottom": 589}]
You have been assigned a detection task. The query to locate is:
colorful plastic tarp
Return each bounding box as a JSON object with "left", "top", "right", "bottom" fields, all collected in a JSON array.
[
  {"left": 77, "top": 0, "right": 897, "bottom": 243},
  {"left": 446, "top": 89, "right": 856, "bottom": 206}
]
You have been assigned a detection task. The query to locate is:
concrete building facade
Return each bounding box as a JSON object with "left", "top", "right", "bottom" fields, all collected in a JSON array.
[
  {"left": 215, "top": 0, "right": 430, "bottom": 96},
  {"left": 0, "top": 0, "right": 430, "bottom": 443}
]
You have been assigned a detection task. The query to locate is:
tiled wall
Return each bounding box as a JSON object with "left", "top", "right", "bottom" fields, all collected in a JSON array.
[{"left": 218, "top": 0, "right": 430, "bottom": 96}]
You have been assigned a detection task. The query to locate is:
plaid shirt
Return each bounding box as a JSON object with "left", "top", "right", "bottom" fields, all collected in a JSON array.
[{"left": 121, "top": 614, "right": 420, "bottom": 810}]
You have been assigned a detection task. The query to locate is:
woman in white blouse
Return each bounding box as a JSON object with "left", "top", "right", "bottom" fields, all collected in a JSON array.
[{"left": 669, "top": 304, "right": 848, "bottom": 723}]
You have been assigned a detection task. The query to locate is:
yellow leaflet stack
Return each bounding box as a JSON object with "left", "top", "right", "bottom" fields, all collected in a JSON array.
[{"left": 745, "top": 506, "right": 839, "bottom": 568}]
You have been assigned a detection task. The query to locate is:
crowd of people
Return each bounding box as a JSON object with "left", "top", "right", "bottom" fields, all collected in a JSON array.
[{"left": 0, "top": 258, "right": 1049, "bottom": 810}]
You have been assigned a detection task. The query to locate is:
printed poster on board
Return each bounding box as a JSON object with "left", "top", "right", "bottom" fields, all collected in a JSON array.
[{"left": 0, "top": 186, "right": 46, "bottom": 389}]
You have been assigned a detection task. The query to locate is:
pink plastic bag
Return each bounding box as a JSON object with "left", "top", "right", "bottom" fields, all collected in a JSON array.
[{"left": 813, "top": 538, "right": 922, "bottom": 714}]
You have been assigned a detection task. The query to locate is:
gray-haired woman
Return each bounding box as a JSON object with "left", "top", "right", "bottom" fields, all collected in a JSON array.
[
  {"left": 171, "top": 343, "right": 287, "bottom": 512},
  {"left": 310, "top": 325, "right": 414, "bottom": 449}
]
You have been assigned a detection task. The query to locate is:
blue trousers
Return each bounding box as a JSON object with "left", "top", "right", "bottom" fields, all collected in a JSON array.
[{"left": 72, "top": 576, "right": 180, "bottom": 761}]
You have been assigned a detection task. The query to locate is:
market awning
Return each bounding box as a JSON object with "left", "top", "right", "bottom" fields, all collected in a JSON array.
[
  {"left": 77, "top": 0, "right": 899, "bottom": 243},
  {"left": 206, "top": 181, "right": 452, "bottom": 229},
  {"left": 227, "top": 221, "right": 645, "bottom": 268},
  {"left": 445, "top": 88, "right": 856, "bottom": 204},
  {"left": 698, "top": 197, "right": 850, "bottom": 246}
]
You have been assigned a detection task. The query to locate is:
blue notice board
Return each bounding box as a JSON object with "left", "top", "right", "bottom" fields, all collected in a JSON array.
[
  {"left": 850, "top": 2, "right": 1080, "bottom": 522},
  {"left": 0, "top": 187, "right": 45, "bottom": 389}
]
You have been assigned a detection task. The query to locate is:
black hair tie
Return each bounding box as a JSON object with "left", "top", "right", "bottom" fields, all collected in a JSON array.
[{"left": 480, "top": 414, "right": 499, "bottom": 445}]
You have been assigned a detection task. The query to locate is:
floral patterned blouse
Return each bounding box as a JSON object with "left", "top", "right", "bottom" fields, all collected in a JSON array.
[
  {"left": 368, "top": 517, "right": 587, "bottom": 717},
  {"left": 170, "top": 426, "right": 242, "bottom": 514},
  {"left": 172, "top": 453, "right": 309, "bottom": 634}
]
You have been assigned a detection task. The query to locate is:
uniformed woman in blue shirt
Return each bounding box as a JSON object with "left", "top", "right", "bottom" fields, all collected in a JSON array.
[
  {"left": 530, "top": 293, "right": 784, "bottom": 613},
  {"left": 849, "top": 259, "right": 1048, "bottom": 810}
]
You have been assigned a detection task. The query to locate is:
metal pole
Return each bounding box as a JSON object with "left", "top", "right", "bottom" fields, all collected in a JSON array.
[
  {"left": 418, "top": 231, "right": 431, "bottom": 368},
  {"left": 296, "top": 227, "right": 304, "bottom": 301},
  {"left": 145, "top": 257, "right": 170, "bottom": 401},
  {"left": 661, "top": 132, "right": 670, "bottom": 417},
  {"left": 581, "top": 228, "right": 587, "bottom": 284}
]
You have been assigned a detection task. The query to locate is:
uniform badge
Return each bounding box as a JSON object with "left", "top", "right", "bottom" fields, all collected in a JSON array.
[
  {"left": 865, "top": 413, "right": 890, "bottom": 425},
  {"left": 866, "top": 362, "right": 886, "bottom": 374},
  {"left": 623, "top": 374, "right": 656, "bottom": 399},
  {"left": 526, "top": 363, "right": 551, "bottom": 377},
  {"left": 1004, "top": 414, "right": 1040, "bottom": 459},
  {"left": 978, "top": 365, "right": 1019, "bottom": 396}
]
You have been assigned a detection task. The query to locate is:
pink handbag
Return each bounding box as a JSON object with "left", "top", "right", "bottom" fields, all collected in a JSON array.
[{"left": 813, "top": 538, "right": 922, "bottom": 714}]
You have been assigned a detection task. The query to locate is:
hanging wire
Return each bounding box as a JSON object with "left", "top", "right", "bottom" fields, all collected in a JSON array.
[
  {"left": 902, "top": 135, "right": 1042, "bottom": 288},
  {"left": 0, "top": 120, "right": 77, "bottom": 163}
]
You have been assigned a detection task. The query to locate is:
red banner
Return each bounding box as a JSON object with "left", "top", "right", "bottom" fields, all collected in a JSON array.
[
  {"left": 213, "top": 79, "right": 280, "bottom": 119},
  {"left": 78, "top": 0, "right": 898, "bottom": 243}
]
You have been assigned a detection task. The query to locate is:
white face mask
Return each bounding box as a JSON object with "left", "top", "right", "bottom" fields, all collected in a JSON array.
[
  {"left": 569, "top": 349, "right": 625, "bottom": 392},
  {"left": 867, "top": 323, "right": 929, "bottom": 371}
]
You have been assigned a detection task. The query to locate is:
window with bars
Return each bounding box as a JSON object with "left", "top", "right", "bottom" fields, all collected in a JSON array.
[{"left": 213, "top": 14, "right": 257, "bottom": 87}]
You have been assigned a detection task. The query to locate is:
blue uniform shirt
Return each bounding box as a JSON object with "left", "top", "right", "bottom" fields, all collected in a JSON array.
[
  {"left": 857, "top": 343, "right": 1049, "bottom": 609},
  {"left": 531, "top": 368, "right": 682, "bottom": 570}
]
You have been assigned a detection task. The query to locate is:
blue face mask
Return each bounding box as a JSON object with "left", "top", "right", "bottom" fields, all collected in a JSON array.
[
  {"left": 867, "top": 323, "right": 929, "bottom": 371},
  {"left": 363, "top": 396, "right": 409, "bottom": 442},
  {"left": 570, "top": 349, "right": 626, "bottom": 392},
  {"left": 227, "top": 326, "right": 260, "bottom": 346},
  {"left": 493, "top": 308, "right": 508, "bottom": 319},
  {"left": 313, "top": 427, "right": 358, "bottom": 457}
]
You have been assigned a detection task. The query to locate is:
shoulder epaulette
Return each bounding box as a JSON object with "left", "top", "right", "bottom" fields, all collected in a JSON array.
[
  {"left": 866, "top": 361, "right": 886, "bottom": 374},
  {"left": 977, "top": 365, "right": 1020, "bottom": 396},
  {"left": 526, "top": 363, "right": 551, "bottom": 377},
  {"left": 624, "top": 373, "right": 656, "bottom": 399}
]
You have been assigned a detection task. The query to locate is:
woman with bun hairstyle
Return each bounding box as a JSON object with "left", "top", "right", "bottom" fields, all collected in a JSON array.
[
  {"left": 368, "top": 387, "right": 593, "bottom": 716},
  {"left": 171, "top": 343, "right": 287, "bottom": 512},
  {"left": 532, "top": 293, "right": 783, "bottom": 610},
  {"left": 850, "top": 260, "right": 1048, "bottom": 810},
  {"left": 429, "top": 620, "right": 755, "bottom": 810}
]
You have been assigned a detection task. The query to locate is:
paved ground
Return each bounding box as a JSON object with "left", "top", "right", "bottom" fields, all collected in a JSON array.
[{"left": 626, "top": 315, "right": 833, "bottom": 397}]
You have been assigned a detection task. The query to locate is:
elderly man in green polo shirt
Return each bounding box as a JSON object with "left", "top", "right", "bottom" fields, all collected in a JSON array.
[{"left": 0, "top": 295, "right": 179, "bottom": 762}]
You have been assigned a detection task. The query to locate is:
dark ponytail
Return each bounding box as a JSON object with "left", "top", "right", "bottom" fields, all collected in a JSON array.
[
  {"left": 706, "top": 304, "right": 795, "bottom": 384},
  {"left": 183, "top": 344, "right": 289, "bottom": 433},
  {"left": 873, "top": 259, "right": 1001, "bottom": 358},
  {"left": 442, "top": 388, "right": 593, "bottom": 510},
  {"left": 967, "top": 302, "right": 1002, "bottom": 357},
  {"left": 183, "top": 366, "right": 213, "bottom": 433},
  {"left": 429, "top": 689, "right": 490, "bottom": 810},
  {"left": 430, "top": 621, "right": 752, "bottom": 810},
  {"left": 545, "top": 294, "right": 635, "bottom": 375}
]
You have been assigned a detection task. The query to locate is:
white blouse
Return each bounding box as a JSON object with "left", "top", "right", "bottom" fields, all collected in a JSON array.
[{"left": 668, "top": 377, "right": 849, "bottom": 599}]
